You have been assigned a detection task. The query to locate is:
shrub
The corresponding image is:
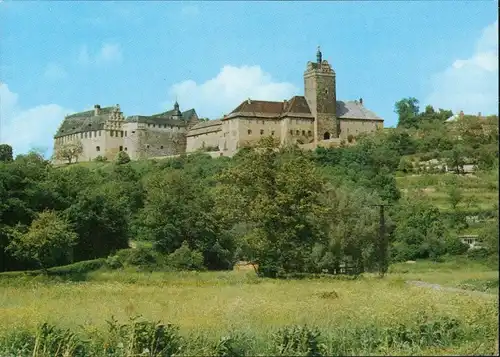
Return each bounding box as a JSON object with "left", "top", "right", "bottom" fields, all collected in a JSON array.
[
  {"left": 444, "top": 237, "right": 469, "bottom": 256},
  {"left": 167, "top": 241, "right": 204, "bottom": 271},
  {"left": 273, "top": 325, "right": 326, "bottom": 357},
  {"left": 115, "top": 151, "right": 131, "bottom": 165},
  {"left": 93, "top": 155, "right": 107, "bottom": 162},
  {"left": 108, "top": 247, "right": 163, "bottom": 270},
  {"left": 103, "top": 316, "right": 182, "bottom": 357}
]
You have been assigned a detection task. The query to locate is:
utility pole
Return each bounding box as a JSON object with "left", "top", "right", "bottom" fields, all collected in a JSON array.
[{"left": 370, "top": 203, "right": 392, "bottom": 277}]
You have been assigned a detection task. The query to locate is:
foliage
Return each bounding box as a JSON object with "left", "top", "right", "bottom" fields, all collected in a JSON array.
[
  {"left": 7, "top": 210, "right": 78, "bottom": 270},
  {"left": 53, "top": 140, "right": 84, "bottom": 164},
  {"left": 0, "top": 144, "right": 13, "bottom": 162},
  {"left": 167, "top": 241, "right": 205, "bottom": 271},
  {"left": 391, "top": 197, "right": 447, "bottom": 262},
  {"left": 115, "top": 151, "right": 131, "bottom": 164},
  {"left": 216, "top": 138, "right": 329, "bottom": 277}
]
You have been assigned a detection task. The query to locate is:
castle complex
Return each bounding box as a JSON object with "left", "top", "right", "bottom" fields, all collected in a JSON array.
[{"left": 53, "top": 48, "right": 383, "bottom": 162}]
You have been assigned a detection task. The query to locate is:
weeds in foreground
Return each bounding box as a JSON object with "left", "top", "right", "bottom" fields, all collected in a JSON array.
[{"left": 0, "top": 313, "right": 497, "bottom": 356}]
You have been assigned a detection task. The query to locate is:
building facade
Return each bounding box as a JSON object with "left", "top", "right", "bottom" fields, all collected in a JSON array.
[{"left": 53, "top": 48, "right": 383, "bottom": 162}]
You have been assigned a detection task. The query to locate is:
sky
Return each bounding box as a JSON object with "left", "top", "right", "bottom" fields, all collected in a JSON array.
[{"left": 0, "top": 1, "right": 498, "bottom": 156}]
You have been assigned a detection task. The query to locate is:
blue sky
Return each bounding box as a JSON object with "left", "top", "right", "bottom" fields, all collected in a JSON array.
[{"left": 0, "top": 1, "right": 498, "bottom": 156}]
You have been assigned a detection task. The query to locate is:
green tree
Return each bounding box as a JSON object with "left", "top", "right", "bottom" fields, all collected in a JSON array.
[
  {"left": 65, "top": 186, "right": 129, "bottom": 261},
  {"left": 53, "top": 141, "right": 83, "bottom": 164},
  {"left": 138, "top": 168, "right": 234, "bottom": 270},
  {"left": 446, "top": 177, "right": 464, "bottom": 210},
  {"left": 391, "top": 196, "right": 447, "bottom": 261},
  {"left": 0, "top": 144, "right": 13, "bottom": 162},
  {"left": 216, "top": 137, "right": 328, "bottom": 277},
  {"left": 395, "top": 97, "right": 420, "bottom": 129},
  {"left": 7, "top": 210, "right": 77, "bottom": 271},
  {"left": 115, "top": 151, "right": 131, "bottom": 164}
]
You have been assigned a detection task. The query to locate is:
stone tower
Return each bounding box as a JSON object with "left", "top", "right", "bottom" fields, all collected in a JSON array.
[{"left": 304, "top": 47, "right": 337, "bottom": 143}]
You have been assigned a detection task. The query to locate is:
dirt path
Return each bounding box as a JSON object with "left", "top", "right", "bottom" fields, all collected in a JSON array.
[{"left": 405, "top": 280, "right": 495, "bottom": 298}]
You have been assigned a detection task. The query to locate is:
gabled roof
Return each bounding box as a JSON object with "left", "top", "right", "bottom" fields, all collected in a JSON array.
[
  {"left": 126, "top": 109, "right": 197, "bottom": 127},
  {"left": 336, "top": 101, "right": 383, "bottom": 121},
  {"left": 230, "top": 100, "right": 285, "bottom": 115},
  {"left": 55, "top": 107, "right": 116, "bottom": 138},
  {"left": 189, "top": 119, "right": 222, "bottom": 130}
]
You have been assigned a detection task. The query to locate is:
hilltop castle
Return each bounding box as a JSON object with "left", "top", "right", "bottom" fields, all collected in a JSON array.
[{"left": 53, "top": 48, "right": 383, "bottom": 162}]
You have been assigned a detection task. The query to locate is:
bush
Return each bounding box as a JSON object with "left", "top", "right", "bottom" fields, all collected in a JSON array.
[
  {"left": 107, "top": 247, "right": 163, "bottom": 270},
  {"left": 272, "top": 325, "right": 326, "bottom": 356},
  {"left": 93, "top": 155, "right": 107, "bottom": 162},
  {"left": 115, "top": 151, "right": 131, "bottom": 164},
  {"left": 167, "top": 241, "right": 204, "bottom": 271},
  {"left": 444, "top": 237, "right": 469, "bottom": 256}
]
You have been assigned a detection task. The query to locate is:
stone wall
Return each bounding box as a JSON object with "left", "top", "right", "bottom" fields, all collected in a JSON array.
[
  {"left": 338, "top": 119, "right": 383, "bottom": 140},
  {"left": 186, "top": 122, "right": 222, "bottom": 152}
]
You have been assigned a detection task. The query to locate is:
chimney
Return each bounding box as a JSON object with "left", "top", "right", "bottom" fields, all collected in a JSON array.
[
  {"left": 94, "top": 104, "right": 101, "bottom": 116},
  {"left": 359, "top": 98, "right": 363, "bottom": 105},
  {"left": 459, "top": 110, "right": 464, "bottom": 119}
]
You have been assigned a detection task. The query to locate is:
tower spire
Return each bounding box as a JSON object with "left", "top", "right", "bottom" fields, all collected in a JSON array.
[{"left": 316, "top": 46, "right": 322, "bottom": 64}]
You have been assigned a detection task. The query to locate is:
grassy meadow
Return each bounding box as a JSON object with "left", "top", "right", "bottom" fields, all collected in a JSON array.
[{"left": 0, "top": 258, "right": 498, "bottom": 356}]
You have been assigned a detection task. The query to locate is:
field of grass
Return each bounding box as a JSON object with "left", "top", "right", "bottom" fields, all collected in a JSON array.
[
  {"left": 0, "top": 258, "right": 498, "bottom": 356},
  {"left": 396, "top": 171, "right": 498, "bottom": 212}
]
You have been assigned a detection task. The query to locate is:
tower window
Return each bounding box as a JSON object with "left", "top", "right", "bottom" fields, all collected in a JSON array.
[
  {"left": 110, "top": 131, "right": 114, "bottom": 137},
  {"left": 119, "top": 146, "right": 123, "bottom": 151},
  {"left": 146, "top": 145, "right": 150, "bottom": 149},
  {"left": 324, "top": 132, "right": 331, "bottom": 140},
  {"left": 308, "top": 130, "right": 312, "bottom": 136},
  {"left": 271, "top": 131, "right": 275, "bottom": 136},
  {"left": 302, "top": 130, "right": 305, "bottom": 136},
  {"left": 296, "top": 130, "right": 300, "bottom": 135},
  {"left": 260, "top": 129, "right": 264, "bottom": 135},
  {"left": 124, "top": 147, "right": 127, "bottom": 151},
  {"left": 248, "top": 129, "right": 252, "bottom": 135},
  {"left": 160, "top": 146, "right": 164, "bottom": 149},
  {"left": 96, "top": 146, "right": 100, "bottom": 152},
  {"left": 290, "top": 130, "right": 293, "bottom": 135},
  {"left": 124, "top": 131, "right": 127, "bottom": 137},
  {"left": 121, "top": 131, "right": 124, "bottom": 137}
]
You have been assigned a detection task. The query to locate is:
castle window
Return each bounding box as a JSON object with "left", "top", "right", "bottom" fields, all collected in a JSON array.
[
  {"left": 85, "top": 132, "right": 88, "bottom": 138},
  {"left": 124, "top": 131, "right": 127, "bottom": 137},
  {"left": 146, "top": 145, "right": 150, "bottom": 149},
  {"left": 110, "top": 131, "right": 114, "bottom": 137},
  {"left": 153, "top": 124, "right": 156, "bottom": 128},
  {"left": 290, "top": 130, "right": 293, "bottom": 135},
  {"left": 148, "top": 124, "right": 151, "bottom": 128},
  {"left": 120, "top": 131, "right": 124, "bottom": 137},
  {"left": 296, "top": 130, "right": 300, "bottom": 135},
  {"left": 119, "top": 146, "right": 123, "bottom": 151},
  {"left": 96, "top": 146, "right": 100, "bottom": 152},
  {"left": 324, "top": 132, "right": 331, "bottom": 140},
  {"left": 302, "top": 130, "right": 305, "bottom": 136},
  {"left": 248, "top": 129, "right": 252, "bottom": 135},
  {"left": 132, "top": 131, "right": 136, "bottom": 134},
  {"left": 260, "top": 129, "right": 264, "bottom": 135},
  {"left": 160, "top": 146, "right": 164, "bottom": 149},
  {"left": 271, "top": 131, "right": 275, "bottom": 136},
  {"left": 124, "top": 147, "right": 127, "bottom": 151},
  {"left": 308, "top": 130, "right": 312, "bottom": 136}
]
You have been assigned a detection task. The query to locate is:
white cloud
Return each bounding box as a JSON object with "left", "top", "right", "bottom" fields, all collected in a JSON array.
[
  {"left": 44, "top": 63, "right": 67, "bottom": 81},
  {"left": 426, "top": 20, "right": 498, "bottom": 115},
  {"left": 77, "top": 43, "right": 123, "bottom": 66},
  {"left": 166, "top": 65, "right": 298, "bottom": 118},
  {"left": 0, "top": 83, "right": 72, "bottom": 157}
]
